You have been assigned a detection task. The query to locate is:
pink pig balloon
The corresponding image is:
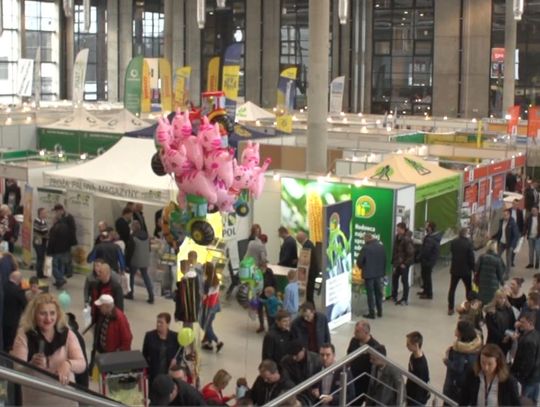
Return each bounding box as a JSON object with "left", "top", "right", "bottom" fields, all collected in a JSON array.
[
  {"left": 241, "top": 141, "right": 260, "bottom": 168},
  {"left": 155, "top": 116, "right": 172, "bottom": 148},
  {"left": 230, "top": 159, "right": 253, "bottom": 194},
  {"left": 161, "top": 145, "right": 187, "bottom": 175},
  {"left": 204, "top": 148, "right": 234, "bottom": 188},
  {"left": 198, "top": 120, "right": 222, "bottom": 152},
  {"left": 249, "top": 158, "right": 271, "bottom": 199},
  {"left": 214, "top": 179, "right": 237, "bottom": 213},
  {"left": 175, "top": 169, "right": 218, "bottom": 205}
]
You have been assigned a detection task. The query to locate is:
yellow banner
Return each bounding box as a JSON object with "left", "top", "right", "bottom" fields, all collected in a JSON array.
[
  {"left": 280, "top": 66, "right": 298, "bottom": 80},
  {"left": 207, "top": 56, "right": 220, "bottom": 92},
  {"left": 141, "top": 59, "right": 151, "bottom": 113},
  {"left": 222, "top": 65, "right": 240, "bottom": 101},
  {"left": 174, "top": 66, "right": 191, "bottom": 109},
  {"left": 159, "top": 58, "right": 173, "bottom": 112},
  {"left": 276, "top": 67, "right": 298, "bottom": 134}
]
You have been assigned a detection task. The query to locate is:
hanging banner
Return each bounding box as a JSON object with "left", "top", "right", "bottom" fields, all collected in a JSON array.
[
  {"left": 490, "top": 48, "right": 505, "bottom": 79},
  {"left": 207, "top": 56, "right": 220, "bottom": 92},
  {"left": 72, "top": 48, "right": 89, "bottom": 106},
  {"left": 159, "top": 58, "right": 173, "bottom": 112},
  {"left": 21, "top": 185, "right": 33, "bottom": 265},
  {"left": 174, "top": 66, "right": 191, "bottom": 109},
  {"left": 528, "top": 106, "right": 540, "bottom": 139},
  {"left": 322, "top": 200, "right": 352, "bottom": 330},
  {"left": 141, "top": 59, "right": 152, "bottom": 113},
  {"left": 351, "top": 186, "right": 395, "bottom": 296},
  {"left": 66, "top": 190, "right": 94, "bottom": 273},
  {"left": 83, "top": 0, "right": 91, "bottom": 32},
  {"left": 33, "top": 47, "right": 41, "bottom": 106},
  {"left": 222, "top": 43, "right": 243, "bottom": 122},
  {"left": 507, "top": 105, "right": 520, "bottom": 136},
  {"left": 17, "top": 59, "right": 34, "bottom": 97},
  {"left": 63, "top": 0, "right": 74, "bottom": 17},
  {"left": 276, "top": 67, "right": 298, "bottom": 134},
  {"left": 124, "top": 56, "right": 144, "bottom": 115},
  {"left": 145, "top": 58, "right": 159, "bottom": 112},
  {"left": 329, "top": 76, "right": 345, "bottom": 115}
]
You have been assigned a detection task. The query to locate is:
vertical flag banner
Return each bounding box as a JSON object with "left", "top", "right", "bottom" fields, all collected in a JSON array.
[
  {"left": 21, "top": 185, "right": 33, "bottom": 265},
  {"left": 83, "top": 0, "right": 91, "bottom": 32},
  {"left": 322, "top": 200, "right": 353, "bottom": 330},
  {"left": 146, "top": 58, "right": 159, "bottom": 112},
  {"left": 221, "top": 43, "right": 243, "bottom": 122},
  {"left": 507, "top": 105, "right": 520, "bottom": 135},
  {"left": 33, "top": 47, "right": 41, "bottom": 106},
  {"left": 329, "top": 76, "right": 345, "bottom": 114},
  {"left": 528, "top": 106, "right": 540, "bottom": 140},
  {"left": 276, "top": 67, "right": 298, "bottom": 134},
  {"left": 159, "top": 58, "right": 173, "bottom": 112},
  {"left": 174, "top": 66, "right": 192, "bottom": 109},
  {"left": 141, "top": 59, "right": 152, "bottom": 113},
  {"left": 124, "top": 56, "right": 144, "bottom": 115},
  {"left": 207, "top": 57, "right": 220, "bottom": 92},
  {"left": 17, "top": 59, "right": 34, "bottom": 97},
  {"left": 72, "top": 48, "right": 89, "bottom": 106}
]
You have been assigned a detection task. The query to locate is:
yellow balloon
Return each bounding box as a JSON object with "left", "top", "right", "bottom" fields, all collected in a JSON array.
[{"left": 177, "top": 327, "right": 195, "bottom": 347}]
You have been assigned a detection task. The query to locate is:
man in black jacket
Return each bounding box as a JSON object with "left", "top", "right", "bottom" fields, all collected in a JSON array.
[
  {"left": 278, "top": 226, "right": 298, "bottom": 267},
  {"left": 391, "top": 222, "right": 415, "bottom": 305},
  {"left": 53, "top": 204, "right": 77, "bottom": 278},
  {"left": 249, "top": 359, "right": 294, "bottom": 406},
  {"left": 512, "top": 311, "right": 540, "bottom": 403},
  {"left": 347, "top": 320, "right": 381, "bottom": 401},
  {"left": 525, "top": 206, "right": 540, "bottom": 269},
  {"left": 296, "top": 231, "right": 319, "bottom": 303},
  {"left": 87, "top": 231, "right": 126, "bottom": 273},
  {"left": 2, "top": 270, "right": 26, "bottom": 351},
  {"left": 356, "top": 233, "right": 386, "bottom": 319},
  {"left": 447, "top": 228, "right": 475, "bottom": 315},
  {"left": 317, "top": 343, "right": 355, "bottom": 405},
  {"left": 525, "top": 180, "right": 539, "bottom": 217},
  {"left": 418, "top": 221, "right": 441, "bottom": 300},
  {"left": 291, "top": 302, "right": 331, "bottom": 353},
  {"left": 47, "top": 211, "right": 72, "bottom": 288},
  {"left": 262, "top": 310, "right": 293, "bottom": 364},
  {"left": 114, "top": 207, "right": 133, "bottom": 248},
  {"left": 492, "top": 208, "right": 520, "bottom": 278},
  {"left": 280, "top": 340, "right": 323, "bottom": 384}
]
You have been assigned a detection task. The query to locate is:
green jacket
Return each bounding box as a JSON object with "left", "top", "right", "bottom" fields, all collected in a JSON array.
[{"left": 476, "top": 251, "right": 504, "bottom": 305}]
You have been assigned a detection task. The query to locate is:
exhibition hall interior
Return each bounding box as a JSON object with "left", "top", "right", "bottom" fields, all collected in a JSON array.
[{"left": 0, "top": 0, "right": 539, "bottom": 405}]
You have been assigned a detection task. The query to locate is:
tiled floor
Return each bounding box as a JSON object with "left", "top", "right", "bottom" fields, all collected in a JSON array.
[{"left": 25, "top": 247, "right": 534, "bottom": 398}]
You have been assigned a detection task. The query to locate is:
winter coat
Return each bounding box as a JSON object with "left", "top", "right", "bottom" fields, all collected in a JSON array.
[
  {"left": 129, "top": 230, "right": 150, "bottom": 269},
  {"left": 366, "top": 363, "right": 403, "bottom": 406},
  {"left": 11, "top": 328, "right": 86, "bottom": 406},
  {"left": 202, "top": 383, "right": 232, "bottom": 405},
  {"left": 88, "top": 277, "right": 124, "bottom": 322},
  {"left": 443, "top": 335, "right": 482, "bottom": 403},
  {"left": 450, "top": 236, "right": 475, "bottom": 277},
  {"left": 248, "top": 375, "right": 294, "bottom": 406},
  {"left": 511, "top": 329, "right": 540, "bottom": 386},
  {"left": 419, "top": 231, "right": 442, "bottom": 267},
  {"left": 356, "top": 239, "right": 386, "bottom": 279},
  {"left": 485, "top": 305, "right": 516, "bottom": 354},
  {"left": 291, "top": 312, "right": 331, "bottom": 352},
  {"left": 262, "top": 325, "right": 293, "bottom": 364},
  {"left": 460, "top": 371, "right": 521, "bottom": 406},
  {"left": 347, "top": 336, "right": 381, "bottom": 397},
  {"left": 94, "top": 307, "right": 133, "bottom": 353},
  {"left": 492, "top": 217, "right": 520, "bottom": 248},
  {"left": 317, "top": 367, "right": 356, "bottom": 406},
  {"left": 281, "top": 350, "right": 323, "bottom": 385},
  {"left": 142, "top": 329, "right": 180, "bottom": 383},
  {"left": 279, "top": 235, "right": 298, "bottom": 267},
  {"left": 525, "top": 214, "right": 540, "bottom": 239},
  {"left": 87, "top": 241, "right": 126, "bottom": 272},
  {"left": 46, "top": 220, "right": 72, "bottom": 255},
  {"left": 525, "top": 186, "right": 538, "bottom": 211},
  {"left": 476, "top": 251, "right": 504, "bottom": 305},
  {"left": 392, "top": 232, "right": 415, "bottom": 268}
]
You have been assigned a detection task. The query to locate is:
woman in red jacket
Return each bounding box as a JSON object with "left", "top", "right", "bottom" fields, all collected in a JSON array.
[
  {"left": 201, "top": 263, "right": 223, "bottom": 352},
  {"left": 202, "top": 369, "right": 235, "bottom": 405}
]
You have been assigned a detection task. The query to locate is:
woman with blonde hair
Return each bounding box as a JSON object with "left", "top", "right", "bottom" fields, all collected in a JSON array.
[
  {"left": 11, "top": 293, "right": 86, "bottom": 406},
  {"left": 475, "top": 240, "right": 505, "bottom": 305},
  {"left": 202, "top": 368, "right": 235, "bottom": 405},
  {"left": 484, "top": 289, "right": 516, "bottom": 355},
  {"left": 460, "top": 344, "right": 520, "bottom": 406}
]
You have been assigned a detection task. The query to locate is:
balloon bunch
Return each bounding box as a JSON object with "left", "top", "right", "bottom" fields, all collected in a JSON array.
[
  {"left": 236, "top": 256, "right": 263, "bottom": 314},
  {"left": 161, "top": 201, "right": 186, "bottom": 253},
  {"left": 151, "top": 110, "right": 271, "bottom": 214}
]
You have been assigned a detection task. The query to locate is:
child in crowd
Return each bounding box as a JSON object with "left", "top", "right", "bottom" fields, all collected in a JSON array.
[
  {"left": 457, "top": 291, "right": 484, "bottom": 334},
  {"left": 261, "top": 286, "right": 282, "bottom": 328},
  {"left": 236, "top": 377, "right": 249, "bottom": 399},
  {"left": 283, "top": 269, "right": 299, "bottom": 319},
  {"left": 25, "top": 276, "right": 42, "bottom": 302},
  {"left": 405, "top": 331, "right": 430, "bottom": 406}
]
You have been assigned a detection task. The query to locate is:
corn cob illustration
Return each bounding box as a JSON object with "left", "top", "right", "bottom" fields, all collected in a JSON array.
[{"left": 307, "top": 191, "right": 323, "bottom": 243}]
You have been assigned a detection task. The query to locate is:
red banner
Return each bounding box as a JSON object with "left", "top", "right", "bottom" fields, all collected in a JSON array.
[
  {"left": 478, "top": 179, "right": 489, "bottom": 207},
  {"left": 507, "top": 105, "right": 520, "bottom": 135},
  {"left": 528, "top": 106, "right": 540, "bottom": 138},
  {"left": 492, "top": 174, "right": 505, "bottom": 200},
  {"left": 464, "top": 183, "right": 478, "bottom": 206}
]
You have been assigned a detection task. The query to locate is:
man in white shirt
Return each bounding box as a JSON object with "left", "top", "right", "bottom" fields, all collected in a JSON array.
[{"left": 525, "top": 206, "right": 540, "bottom": 269}]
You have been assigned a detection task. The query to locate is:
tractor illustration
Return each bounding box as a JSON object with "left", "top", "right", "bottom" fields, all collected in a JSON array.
[{"left": 189, "top": 91, "right": 234, "bottom": 140}]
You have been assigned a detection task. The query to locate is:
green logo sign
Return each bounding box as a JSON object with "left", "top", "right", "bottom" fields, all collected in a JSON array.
[
  {"left": 404, "top": 157, "right": 431, "bottom": 175},
  {"left": 355, "top": 195, "right": 376, "bottom": 218},
  {"left": 371, "top": 165, "right": 393, "bottom": 180}
]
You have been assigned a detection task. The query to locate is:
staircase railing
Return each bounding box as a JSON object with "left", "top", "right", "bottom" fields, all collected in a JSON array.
[{"left": 265, "top": 344, "right": 457, "bottom": 407}]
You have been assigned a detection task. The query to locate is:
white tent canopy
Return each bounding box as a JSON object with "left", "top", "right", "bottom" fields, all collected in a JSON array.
[
  {"left": 235, "top": 101, "right": 275, "bottom": 121},
  {"left": 43, "top": 138, "right": 177, "bottom": 205},
  {"left": 41, "top": 107, "right": 108, "bottom": 131},
  {"left": 97, "top": 109, "right": 152, "bottom": 133}
]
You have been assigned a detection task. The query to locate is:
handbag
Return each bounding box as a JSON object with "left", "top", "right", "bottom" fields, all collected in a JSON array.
[
  {"left": 44, "top": 256, "right": 53, "bottom": 277},
  {"left": 120, "top": 272, "right": 131, "bottom": 295}
]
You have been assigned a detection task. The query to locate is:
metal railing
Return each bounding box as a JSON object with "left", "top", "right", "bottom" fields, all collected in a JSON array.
[
  {"left": 0, "top": 365, "right": 123, "bottom": 407},
  {"left": 266, "top": 345, "right": 458, "bottom": 407}
]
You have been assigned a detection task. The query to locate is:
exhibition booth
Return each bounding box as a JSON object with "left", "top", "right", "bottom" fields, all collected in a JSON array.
[{"left": 254, "top": 172, "right": 416, "bottom": 329}]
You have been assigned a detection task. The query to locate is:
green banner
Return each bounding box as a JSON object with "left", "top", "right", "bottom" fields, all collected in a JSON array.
[
  {"left": 124, "top": 56, "right": 144, "bottom": 115},
  {"left": 351, "top": 186, "right": 395, "bottom": 294},
  {"left": 416, "top": 175, "right": 460, "bottom": 202}
]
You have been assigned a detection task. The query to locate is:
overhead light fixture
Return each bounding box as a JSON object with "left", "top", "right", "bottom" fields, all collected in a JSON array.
[
  {"left": 197, "top": 0, "right": 205, "bottom": 29},
  {"left": 514, "top": 0, "right": 524, "bottom": 20},
  {"left": 216, "top": 0, "right": 226, "bottom": 8},
  {"left": 338, "top": 0, "right": 349, "bottom": 25}
]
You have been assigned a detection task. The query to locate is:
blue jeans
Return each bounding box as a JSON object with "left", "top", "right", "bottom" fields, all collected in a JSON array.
[
  {"left": 129, "top": 267, "right": 154, "bottom": 300},
  {"left": 522, "top": 382, "right": 540, "bottom": 403},
  {"left": 52, "top": 252, "right": 70, "bottom": 285},
  {"left": 203, "top": 308, "right": 219, "bottom": 344},
  {"left": 365, "top": 277, "right": 383, "bottom": 315},
  {"left": 529, "top": 238, "right": 540, "bottom": 266}
]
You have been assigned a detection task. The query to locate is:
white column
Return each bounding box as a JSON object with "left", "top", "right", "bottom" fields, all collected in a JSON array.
[
  {"left": 306, "top": 0, "right": 330, "bottom": 173},
  {"left": 107, "top": 0, "right": 119, "bottom": 102},
  {"left": 118, "top": 0, "right": 133, "bottom": 101},
  {"left": 171, "top": 0, "right": 185, "bottom": 70},
  {"left": 502, "top": 0, "right": 517, "bottom": 115}
]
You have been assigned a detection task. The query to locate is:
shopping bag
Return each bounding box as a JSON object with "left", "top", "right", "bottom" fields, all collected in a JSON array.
[
  {"left": 514, "top": 237, "right": 524, "bottom": 254},
  {"left": 82, "top": 305, "right": 92, "bottom": 330},
  {"left": 44, "top": 256, "right": 53, "bottom": 277},
  {"left": 120, "top": 272, "right": 131, "bottom": 295}
]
